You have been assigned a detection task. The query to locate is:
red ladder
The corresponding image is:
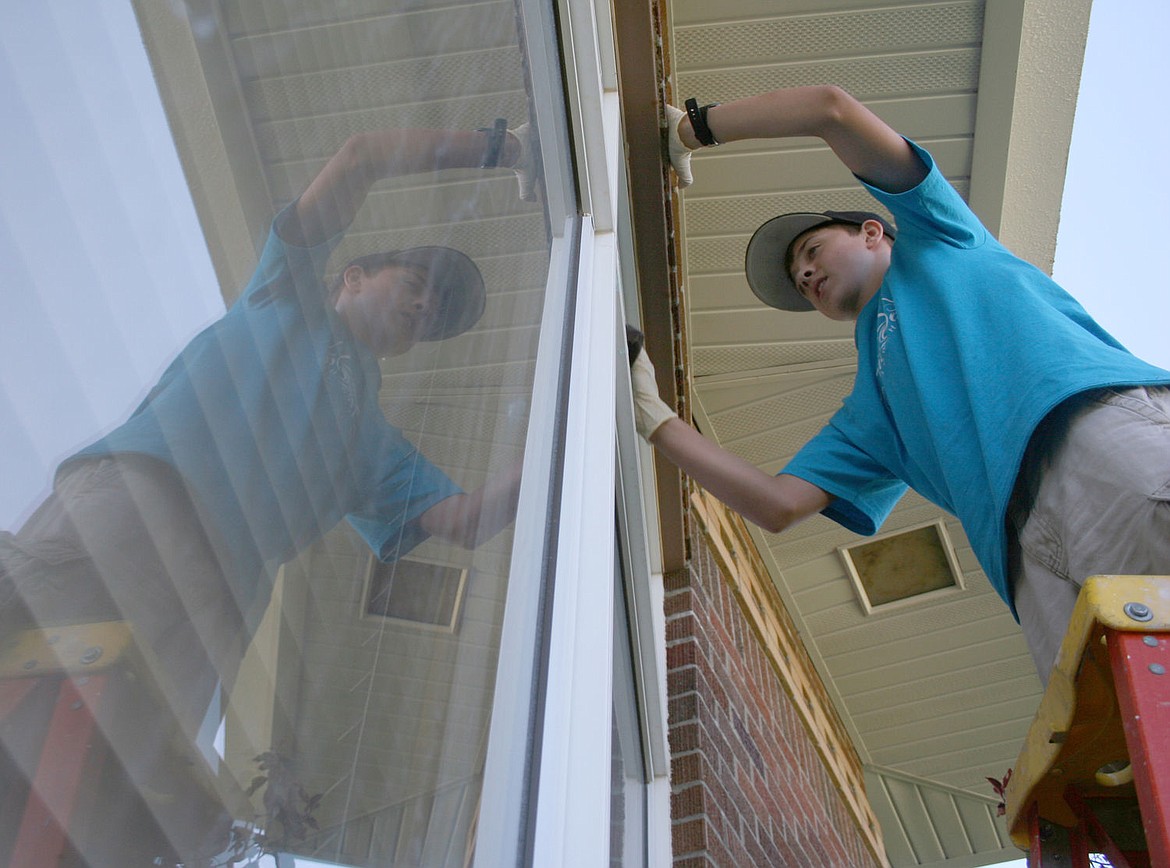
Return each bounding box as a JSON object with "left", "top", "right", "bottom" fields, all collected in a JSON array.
[
  {"left": 0, "top": 621, "right": 216, "bottom": 866},
  {"left": 1004, "top": 576, "right": 1170, "bottom": 867}
]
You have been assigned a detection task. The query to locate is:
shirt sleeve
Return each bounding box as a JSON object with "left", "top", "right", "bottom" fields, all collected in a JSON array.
[
  {"left": 860, "top": 140, "right": 988, "bottom": 250},
  {"left": 241, "top": 202, "right": 344, "bottom": 309},
  {"left": 781, "top": 406, "right": 907, "bottom": 536}
]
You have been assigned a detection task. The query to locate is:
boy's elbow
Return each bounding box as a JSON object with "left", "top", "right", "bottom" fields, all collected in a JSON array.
[
  {"left": 754, "top": 474, "right": 828, "bottom": 535},
  {"left": 757, "top": 515, "right": 786, "bottom": 536},
  {"left": 336, "top": 133, "right": 379, "bottom": 179},
  {"left": 750, "top": 492, "right": 799, "bottom": 535},
  {"left": 818, "top": 85, "right": 861, "bottom": 127},
  {"left": 447, "top": 498, "right": 491, "bottom": 550},
  {"left": 419, "top": 494, "right": 474, "bottom": 549},
  {"left": 757, "top": 507, "right": 796, "bottom": 536}
]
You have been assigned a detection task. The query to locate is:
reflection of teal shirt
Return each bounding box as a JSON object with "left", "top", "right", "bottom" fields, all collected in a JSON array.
[
  {"left": 70, "top": 205, "right": 460, "bottom": 605},
  {"left": 783, "top": 142, "right": 1170, "bottom": 614}
]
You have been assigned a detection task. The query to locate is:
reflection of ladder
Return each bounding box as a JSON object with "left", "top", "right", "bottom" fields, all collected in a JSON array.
[
  {"left": 1004, "top": 576, "right": 1170, "bottom": 867},
  {"left": 0, "top": 621, "right": 217, "bottom": 866}
]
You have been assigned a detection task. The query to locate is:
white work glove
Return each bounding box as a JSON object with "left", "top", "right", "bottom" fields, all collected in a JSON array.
[
  {"left": 665, "top": 104, "right": 695, "bottom": 188},
  {"left": 631, "top": 347, "right": 676, "bottom": 440}
]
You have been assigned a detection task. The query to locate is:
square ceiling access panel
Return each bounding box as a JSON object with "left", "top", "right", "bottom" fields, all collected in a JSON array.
[{"left": 840, "top": 519, "right": 966, "bottom": 615}]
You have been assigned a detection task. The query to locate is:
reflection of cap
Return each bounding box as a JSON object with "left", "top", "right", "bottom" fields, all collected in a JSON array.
[
  {"left": 744, "top": 210, "right": 896, "bottom": 312},
  {"left": 384, "top": 246, "right": 486, "bottom": 341}
]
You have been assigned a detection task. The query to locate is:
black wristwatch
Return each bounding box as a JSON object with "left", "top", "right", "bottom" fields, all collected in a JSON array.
[{"left": 684, "top": 98, "right": 721, "bottom": 147}]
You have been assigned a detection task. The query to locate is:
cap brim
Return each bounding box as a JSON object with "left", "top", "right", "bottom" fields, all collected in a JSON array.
[
  {"left": 389, "top": 246, "right": 486, "bottom": 340},
  {"left": 744, "top": 213, "right": 833, "bottom": 312}
]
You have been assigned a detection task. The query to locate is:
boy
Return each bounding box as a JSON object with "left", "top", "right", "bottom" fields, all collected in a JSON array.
[{"left": 635, "top": 85, "right": 1170, "bottom": 683}]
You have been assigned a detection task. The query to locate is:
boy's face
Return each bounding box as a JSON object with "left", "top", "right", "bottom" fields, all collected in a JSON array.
[
  {"left": 337, "top": 263, "right": 443, "bottom": 356},
  {"left": 787, "top": 221, "right": 890, "bottom": 321}
]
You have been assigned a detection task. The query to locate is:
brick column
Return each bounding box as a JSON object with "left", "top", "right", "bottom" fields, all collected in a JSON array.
[{"left": 665, "top": 528, "right": 883, "bottom": 867}]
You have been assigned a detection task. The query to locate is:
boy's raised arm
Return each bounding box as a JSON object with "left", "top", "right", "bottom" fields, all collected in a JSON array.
[
  {"left": 292, "top": 128, "right": 515, "bottom": 246},
  {"left": 670, "top": 85, "right": 928, "bottom": 194}
]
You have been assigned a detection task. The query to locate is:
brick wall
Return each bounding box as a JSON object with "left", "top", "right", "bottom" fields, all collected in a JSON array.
[{"left": 665, "top": 528, "right": 882, "bottom": 867}]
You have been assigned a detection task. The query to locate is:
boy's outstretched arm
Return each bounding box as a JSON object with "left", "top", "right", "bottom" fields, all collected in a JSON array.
[
  {"left": 292, "top": 128, "right": 522, "bottom": 246},
  {"left": 671, "top": 85, "right": 927, "bottom": 194},
  {"left": 632, "top": 349, "right": 830, "bottom": 535}
]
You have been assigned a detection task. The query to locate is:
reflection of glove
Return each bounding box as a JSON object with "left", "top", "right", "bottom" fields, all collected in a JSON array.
[
  {"left": 509, "top": 123, "right": 539, "bottom": 202},
  {"left": 631, "top": 348, "right": 676, "bottom": 440},
  {"left": 665, "top": 105, "right": 695, "bottom": 188}
]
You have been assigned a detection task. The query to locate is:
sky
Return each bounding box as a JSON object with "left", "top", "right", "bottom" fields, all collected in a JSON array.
[
  {"left": 0, "top": 3, "right": 1165, "bottom": 861},
  {"left": 1050, "top": 0, "right": 1170, "bottom": 373}
]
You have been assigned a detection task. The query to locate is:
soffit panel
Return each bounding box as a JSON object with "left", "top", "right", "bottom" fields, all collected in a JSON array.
[
  {"left": 867, "top": 767, "right": 1018, "bottom": 867},
  {"left": 689, "top": 338, "right": 856, "bottom": 378}
]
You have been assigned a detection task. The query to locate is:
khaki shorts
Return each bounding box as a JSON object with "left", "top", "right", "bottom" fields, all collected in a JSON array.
[
  {"left": 0, "top": 455, "right": 247, "bottom": 725},
  {"left": 0, "top": 455, "right": 244, "bottom": 859},
  {"left": 1007, "top": 386, "right": 1170, "bottom": 685}
]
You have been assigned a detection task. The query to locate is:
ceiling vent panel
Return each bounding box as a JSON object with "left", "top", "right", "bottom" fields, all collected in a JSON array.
[{"left": 839, "top": 520, "right": 965, "bottom": 614}]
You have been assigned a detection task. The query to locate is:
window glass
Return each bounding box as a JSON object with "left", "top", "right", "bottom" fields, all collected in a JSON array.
[{"left": 0, "top": 1, "right": 572, "bottom": 864}]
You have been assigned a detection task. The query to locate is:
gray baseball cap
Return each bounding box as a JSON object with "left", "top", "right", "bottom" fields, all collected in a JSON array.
[
  {"left": 744, "top": 210, "right": 896, "bottom": 312},
  {"left": 344, "top": 246, "right": 486, "bottom": 340}
]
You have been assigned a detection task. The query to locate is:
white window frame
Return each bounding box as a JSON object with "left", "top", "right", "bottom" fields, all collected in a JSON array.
[
  {"left": 531, "top": 0, "right": 673, "bottom": 859},
  {"left": 475, "top": 0, "right": 672, "bottom": 862}
]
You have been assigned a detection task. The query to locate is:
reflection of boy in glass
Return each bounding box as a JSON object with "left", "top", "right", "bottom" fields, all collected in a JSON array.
[{"left": 0, "top": 124, "right": 532, "bottom": 850}]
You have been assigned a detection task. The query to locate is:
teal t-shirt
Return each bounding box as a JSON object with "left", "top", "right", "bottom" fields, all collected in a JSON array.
[
  {"left": 783, "top": 142, "right": 1170, "bottom": 614},
  {"left": 69, "top": 205, "right": 460, "bottom": 607}
]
